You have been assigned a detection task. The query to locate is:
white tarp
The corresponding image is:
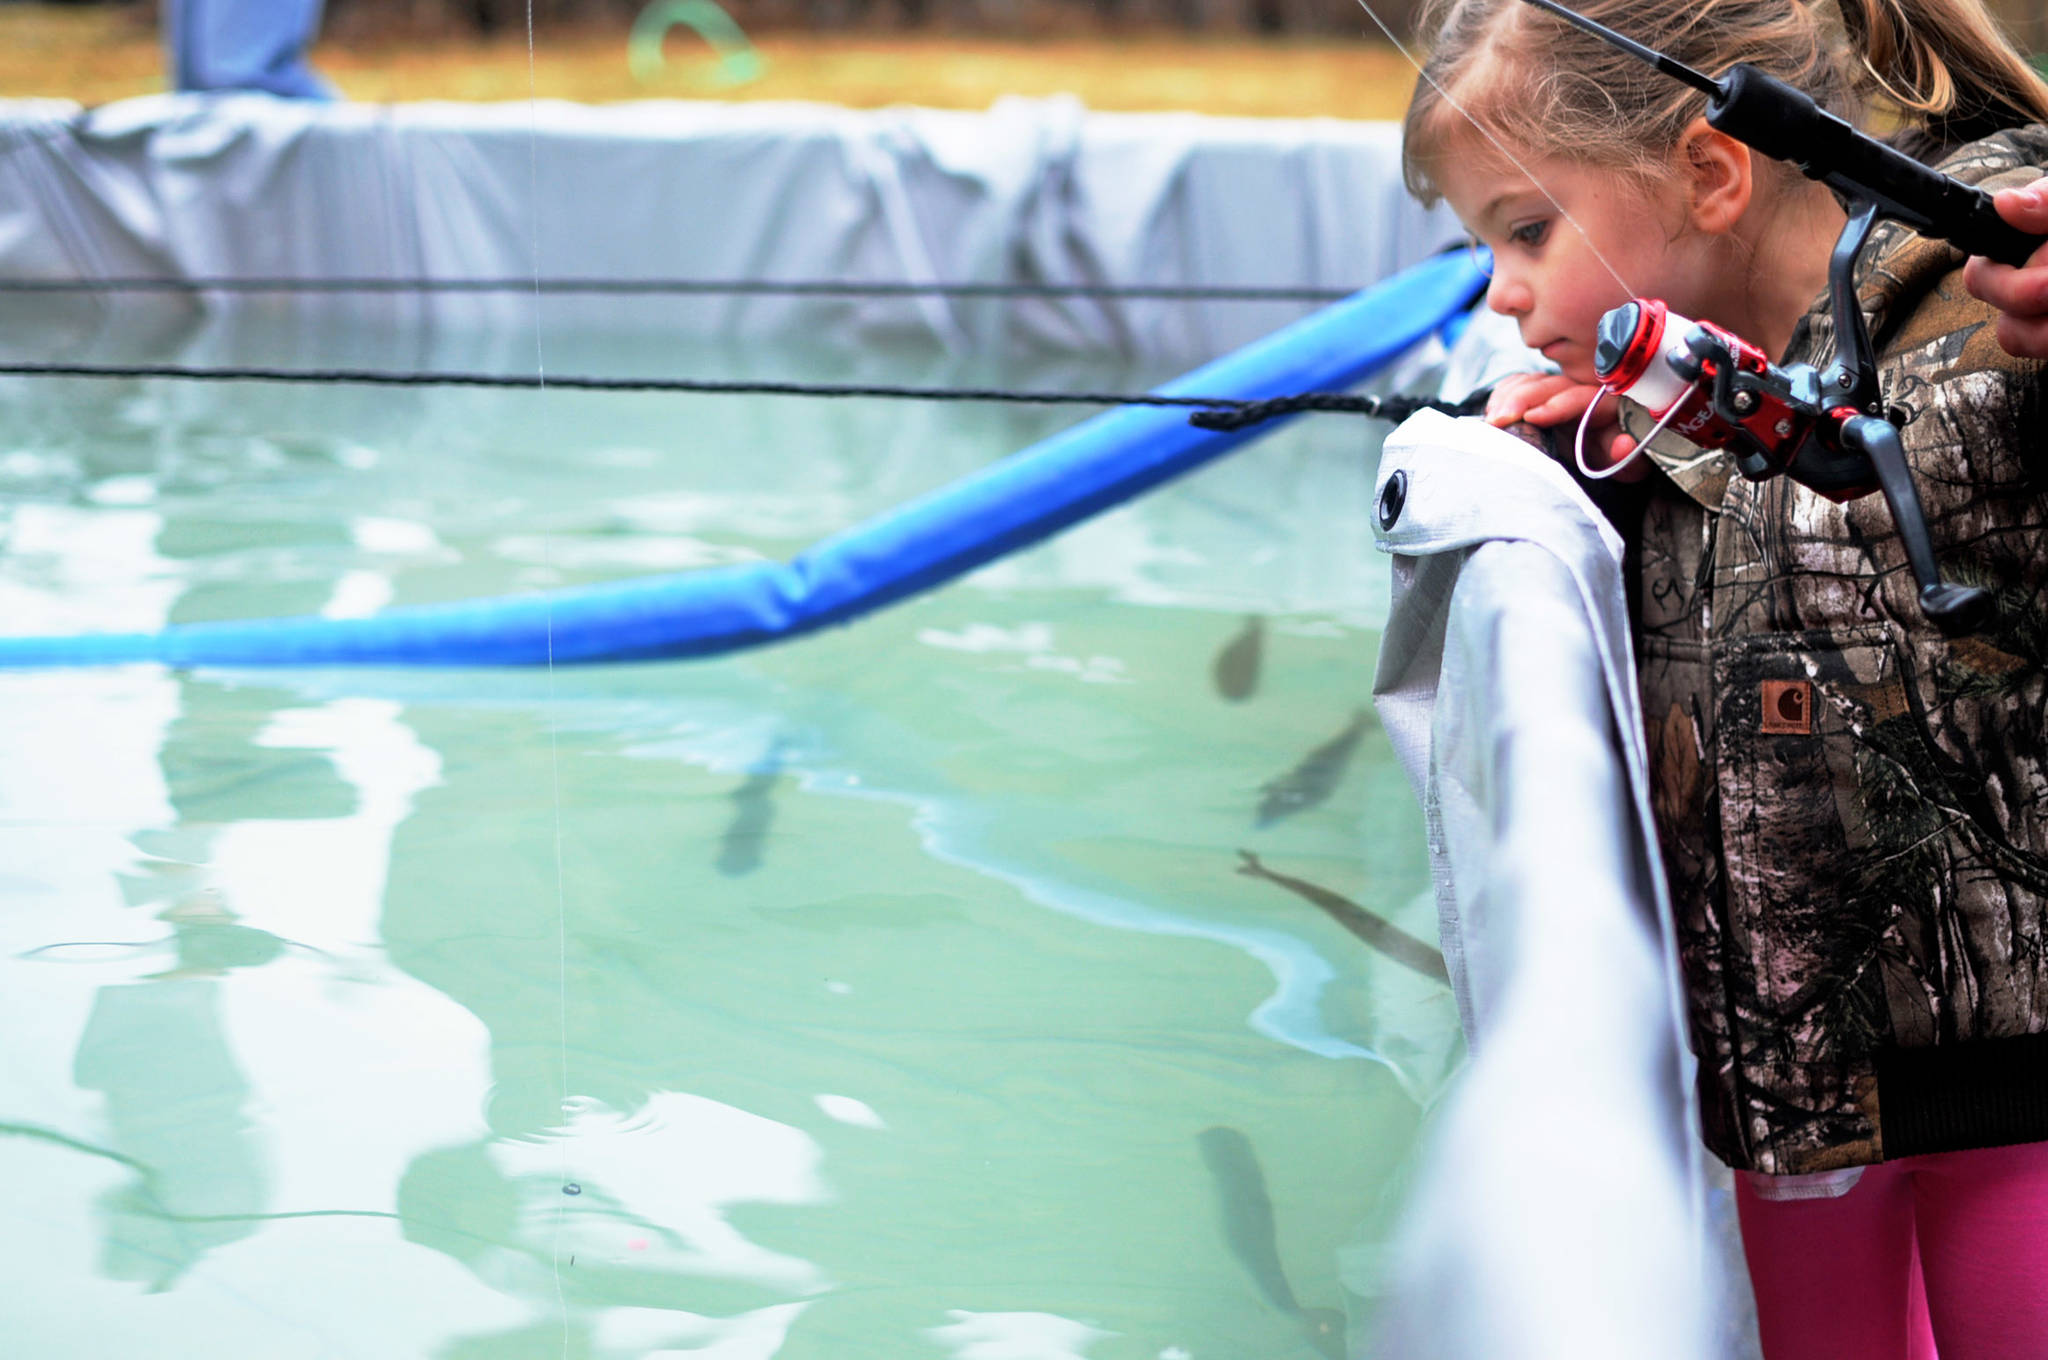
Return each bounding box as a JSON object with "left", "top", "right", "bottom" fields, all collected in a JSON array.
[
  {"left": 0, "top": 93, "right": 1463, "bottom": 362},
  {"left": 1367, "top": 409, "right": 1759, "bottom": 1360}
]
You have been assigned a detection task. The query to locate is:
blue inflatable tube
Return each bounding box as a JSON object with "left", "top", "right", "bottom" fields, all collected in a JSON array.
[{"left": 0, "top": 251, "right": 1484, "bottom": 669}]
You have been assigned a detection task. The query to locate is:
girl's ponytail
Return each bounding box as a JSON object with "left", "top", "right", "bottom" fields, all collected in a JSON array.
[{"left": 1836, "top": 0, "right": 2048, "bottom": 150}]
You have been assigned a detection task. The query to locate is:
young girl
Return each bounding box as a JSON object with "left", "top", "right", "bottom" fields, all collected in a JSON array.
[{"left": 1399, "top": 1, "right": 2048, "bottom": 1355}]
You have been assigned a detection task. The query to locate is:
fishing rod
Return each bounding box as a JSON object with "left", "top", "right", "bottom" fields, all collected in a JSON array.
[{"left": 1519, "top": 0, "right": 2048, "bottom": 633}]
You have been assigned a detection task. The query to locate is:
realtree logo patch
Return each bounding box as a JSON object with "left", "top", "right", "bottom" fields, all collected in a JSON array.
[{"left": 1760, "top": 679, "right": 1813, "bottom": 735}]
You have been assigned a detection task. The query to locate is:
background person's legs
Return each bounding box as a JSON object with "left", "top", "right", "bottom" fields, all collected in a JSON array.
[{"left": 168, "top": 0, "right": 333, "bottom": 99}]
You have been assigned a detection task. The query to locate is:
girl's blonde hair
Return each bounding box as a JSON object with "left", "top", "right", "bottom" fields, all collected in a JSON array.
[{"left": 1401, "top": 0, "right": 2048, "bottom": 202}]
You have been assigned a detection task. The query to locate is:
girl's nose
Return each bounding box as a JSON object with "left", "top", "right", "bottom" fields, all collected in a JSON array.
[{"left": 1485, "top": 271, "right": 1532, "bottom": 318}]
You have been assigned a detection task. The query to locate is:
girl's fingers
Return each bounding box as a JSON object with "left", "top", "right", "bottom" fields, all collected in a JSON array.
[
  {"left": 1488, "top": 382, "right": 1653, "bottom": 482},
  {"left": 1484, "top": 373, "right": 1568, "bottom": 425},
  {"left": 1522, "top": 384, "right": 1604, "bottom": 427},
  {"left": 1487, "top": 374, "right": 1600, "bottom": 427}
]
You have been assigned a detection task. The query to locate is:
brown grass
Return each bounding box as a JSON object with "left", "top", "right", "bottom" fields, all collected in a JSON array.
[{"left": 0, "top": 4, "right": 1418, "bottom": 119}]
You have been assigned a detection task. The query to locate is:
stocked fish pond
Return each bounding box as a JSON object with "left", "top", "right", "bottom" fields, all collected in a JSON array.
[{"left": 0, "top": 304, "right": 1457, "bottom": 1358}]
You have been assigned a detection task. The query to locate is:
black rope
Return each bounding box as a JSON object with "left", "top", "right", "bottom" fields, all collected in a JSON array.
[
  {"left": 1188, "top": 390, "right": 1484, "bottom": 430},
  {"left": 0, "top": 360, "right": 1248, "bottom": 406},
  {"left": 0, "top": 359, "right": 1488, "bottom": 429},
  {"left": 0, "top": 276, "right": 1356, "bottom": 302}
]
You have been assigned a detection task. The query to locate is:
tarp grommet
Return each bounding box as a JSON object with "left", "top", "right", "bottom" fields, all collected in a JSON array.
[{"left": 1378, "top": 470, "right": 1408, "bottom": 530}]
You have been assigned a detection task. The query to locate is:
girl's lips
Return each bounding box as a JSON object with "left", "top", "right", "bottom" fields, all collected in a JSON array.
[{"left": 1538, "top": 343, "right": 1600, "bottom": 385}]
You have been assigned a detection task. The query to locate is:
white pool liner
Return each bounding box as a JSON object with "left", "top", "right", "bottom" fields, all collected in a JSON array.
[{"left": 0, "top": 92, "right": 1463, "bottom": 361}]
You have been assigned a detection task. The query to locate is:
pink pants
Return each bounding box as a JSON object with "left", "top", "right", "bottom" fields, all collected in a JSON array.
[{"left": 1735, "top": 1140, "right": 2048, "bottom": 1359}]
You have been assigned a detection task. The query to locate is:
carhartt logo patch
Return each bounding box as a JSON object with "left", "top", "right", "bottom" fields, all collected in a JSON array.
[{"left": 1760, "top": 679, "right": 1813, "bottom": 735}]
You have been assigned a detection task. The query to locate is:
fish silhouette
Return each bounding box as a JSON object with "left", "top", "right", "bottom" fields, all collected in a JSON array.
[
  {"left": 1197, "top": 1125, "right": 1348, "bottom": 1360},
  {"left": 1212, "top": 614, "right": 1265, "bottom": 702},
  {"left": 716, "top": 741, "right": 786, "bottom": 877},
  {"left": 1255, "top": 708, "right": 1371, "bottom": 826},
  {"left": 1237, "top": 850, "right": 1449, "bottom": 985}
]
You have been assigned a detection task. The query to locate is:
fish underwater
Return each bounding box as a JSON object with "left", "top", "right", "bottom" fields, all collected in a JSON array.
[
  {"left": 1236, "top": 850, "right": 1449, "bottom": 986},
  {"left": 1211, "top": 615, "right": 1265, "bottom": 702},
  {"left": 1196, "top": 1125, "right": 1347, "bottom": 1360},
  {"left": 1255, "top": 708, "right": 1371, "bottom": 827},
  {"left": 716, "top": 741, "right": 786, "bottom": 877}
]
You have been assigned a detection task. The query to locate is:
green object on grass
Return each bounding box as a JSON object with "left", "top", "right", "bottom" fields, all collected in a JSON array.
[{"left": 629, "top": 0, "right": 764, "bottom": 88}]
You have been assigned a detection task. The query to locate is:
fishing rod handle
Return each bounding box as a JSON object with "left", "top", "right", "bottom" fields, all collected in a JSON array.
[{"left": 1709, "top": 64, "right": 2044, "bottom": 268}]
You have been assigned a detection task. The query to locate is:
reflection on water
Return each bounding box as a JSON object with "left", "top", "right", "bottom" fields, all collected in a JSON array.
[
  {"left": 0, "top": 305, "right": 1456, "bottom": 1359},
  {"left": 74, "top": 974, "right": 265, "bottom": 1290},
  {"left": 401, "top": 1095, "right": 828, "bottom": 1356}
]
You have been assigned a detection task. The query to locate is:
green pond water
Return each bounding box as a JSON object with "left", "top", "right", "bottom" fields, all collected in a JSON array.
[{"left": 0, "top": 300, "right": 1459, "bottom": 1360}]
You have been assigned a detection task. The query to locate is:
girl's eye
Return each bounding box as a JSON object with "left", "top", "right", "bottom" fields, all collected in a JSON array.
[{"left": 1507, "top": 219, "right": 1550, "bottom": 249}]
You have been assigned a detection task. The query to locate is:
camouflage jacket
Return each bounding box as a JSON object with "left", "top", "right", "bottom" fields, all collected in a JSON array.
[{"left": 1632, "top": 126, "right": 2048, "bottom": 1175}]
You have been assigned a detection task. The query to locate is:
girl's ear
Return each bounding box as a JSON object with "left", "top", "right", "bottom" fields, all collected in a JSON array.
[{"left": 1677, "top": 119, "right": 1752, "bottom": 235}]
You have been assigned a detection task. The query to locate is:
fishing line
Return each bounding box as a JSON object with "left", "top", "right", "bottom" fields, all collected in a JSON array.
[
  {"left": 520, "top": 4, "right": 575, "bottom": 1353},
  {"left": 1346, "top": 0, "right": 1644, "bottom": 303}
]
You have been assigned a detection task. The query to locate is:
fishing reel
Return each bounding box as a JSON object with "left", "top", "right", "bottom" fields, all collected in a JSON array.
[{"left": 1590, "top": 205, "right": 1994, "bottom": 636}]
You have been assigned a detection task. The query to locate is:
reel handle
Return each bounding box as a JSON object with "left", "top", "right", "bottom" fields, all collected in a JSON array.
[{"left": 1835, "top": 415, "right": 1994, "bottom": 635}]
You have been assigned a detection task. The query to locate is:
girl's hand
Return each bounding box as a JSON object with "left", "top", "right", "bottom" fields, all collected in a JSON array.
[
  {"left": 1483, "top": 372, "right": 1648, "bottom": 481},
  {"left": 1962, "top": 180, "right": 2048, "bottom": 360}
]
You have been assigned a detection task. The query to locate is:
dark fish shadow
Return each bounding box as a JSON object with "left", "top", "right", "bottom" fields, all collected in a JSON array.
[
  {"left": 1255, "top": 708, "right": 1371, "bottom": 827},
  {"left": 1197, "top": 1125, "right": 1348, "bottom": 1360},
  {"left": 1237, "top": 850, "right": 1449, "bottom": 986},
  {"left": 716, "top": 739, "right": 787, "bottom": 877},
  {"left": 1212, "top": 614, "right": 1265, "bottom": 702}
]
